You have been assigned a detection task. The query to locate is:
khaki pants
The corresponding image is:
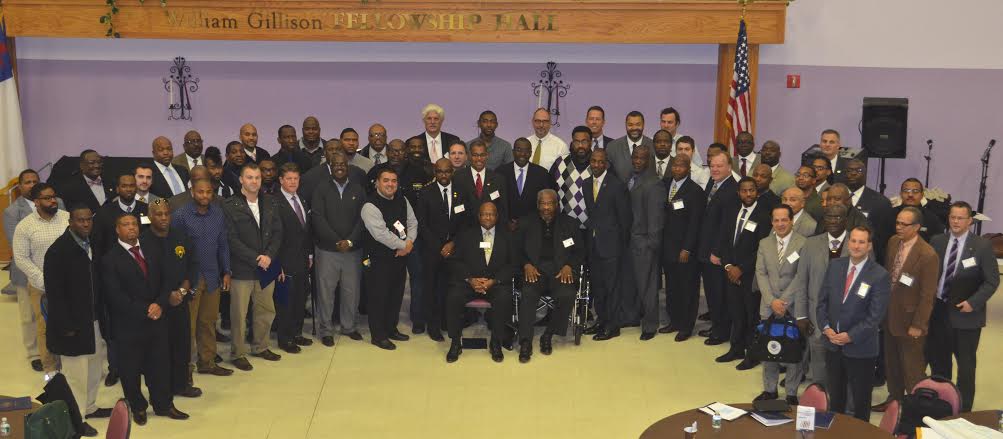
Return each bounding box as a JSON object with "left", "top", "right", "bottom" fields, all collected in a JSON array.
[
  {"left": 229, "top": 279, "right": 275, "bottom": 360},
  {"left": 62, "top": 321, "right": 107, "bottom": 417},
  {"left": 16, "top": 285, "right": 40, "bottom": 360},
  {"left": 187, "top": 278, "right": 221, "bottom": 370},
  {"left": 29, "top": 285, "right": 59, "bottom": 372}
]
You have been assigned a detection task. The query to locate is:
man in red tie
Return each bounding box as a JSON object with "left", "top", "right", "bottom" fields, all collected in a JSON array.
[{"left": 456, "top": 141, "right": 508, "bottom": 228}]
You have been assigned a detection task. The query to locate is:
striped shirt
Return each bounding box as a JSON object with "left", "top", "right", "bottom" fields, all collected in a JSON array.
[
  {"left": 12, "top": 210, "right": 70, "bottom": 291},
  {"left": 171, "top": 201, "right": 231, "bottom": 292}
]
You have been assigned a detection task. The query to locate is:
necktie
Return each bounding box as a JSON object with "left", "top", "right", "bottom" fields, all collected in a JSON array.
[
  {"left": 374, "top": 152, "right": 384, "bottom": 165},
  {"left": 130, "top": 246, "right": 148, "bottom": 278},
  {"left": 532, "top": 139, "right": 543, "bottom": 165},
  {"left": 592, "top": 178, "right": 599, "bottom": 202},
  {"left": 443, "top": 188, "right": 450, "bottom": 218},
  {"left": 831, "top": 239, "right": 840, "bottom": 251},
  {"left": 475, "top": 173, "right": 483, "bottom": 199},
  {"left": 516, "top": 168, "right": 525, "bottom": 196},
  {"left": 657, "top": 160, "right": 665, "bottom": 178},
  {"left": 708, "top": 182, "right": 719, "bottom": 200},
  {"left": 669, "top": 183, "right": 678, "bottom": 200},
  {"left": 483, "top": 230, "right": 493, "bottom": 264},
  {"left": 291, "top": 195, "right": 305, "bottom": 226},
  {"left": 778, "top": 238, "right": 786, "bottom": 263},
  {"left": 430, "top": 139, "right": 439, "bottom": 160},
  {"left": 193, "top": 157, "right": 200, "bottom": 167},
  {"left": 843, "top": 265, "right": 857, "bottom": 303},
  {"left": 628, "top": 175, "right": 637, "bottom": 190},
  {"left": 165, "top": 166, "right": 184, "bottom": 195},
  {"left": 631, "top": 143, "right": 638, "bottom": 154},
  {"left": 735, "top": 208, "right": 748, "bottom": 244},
  {"left": 125, "top": 204, "right": 133, "bottom": 213},
  {"left": 891, "top": 240, "right": 906, "bottom": 281},
  {"left": 740, "top": 158, "right": 748, "bottom": 177},
  {"left": 593, "top": 138, "right": 599, "bottom": 150},
  {"left": 939, "top": 238, "right": 960, "bottom": 300}
]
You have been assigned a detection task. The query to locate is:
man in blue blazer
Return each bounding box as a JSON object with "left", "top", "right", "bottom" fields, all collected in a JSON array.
[{"left": 816, "top": 225, "right": 891, "bottom": 422}]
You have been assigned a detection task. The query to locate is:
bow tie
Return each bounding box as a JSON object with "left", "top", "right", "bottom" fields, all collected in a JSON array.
[{"left": 87, "top": 177, "right": 103, "bottom": 187}]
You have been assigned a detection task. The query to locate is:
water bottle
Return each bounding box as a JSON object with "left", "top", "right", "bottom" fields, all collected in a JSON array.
[
  {"left": 712, "top": 412, "right": 722, "bottom": 430},
  {"left": 0, "top": 417, "right": 12, "bottom": 437}
]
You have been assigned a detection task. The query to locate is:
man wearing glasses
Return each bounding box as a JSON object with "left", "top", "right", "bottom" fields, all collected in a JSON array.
[
  {"left": 360, "top": 123, "right": 389, "bottom": 166},
  {"left": 843, "top": 159, "right": 894, "bottom": 264},
  {"left": 172, "top": 130, "right": 204, "bottom": 172},
  {"left": 893, "top": 178, "right": 945, "bottom": 242}
]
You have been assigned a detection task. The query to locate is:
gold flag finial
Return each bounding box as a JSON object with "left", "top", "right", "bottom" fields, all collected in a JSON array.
[{"left": 739, "top": 0, "right": 753, "bottom": 20}]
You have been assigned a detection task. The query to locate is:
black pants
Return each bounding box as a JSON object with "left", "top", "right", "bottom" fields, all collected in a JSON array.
[
  {"left": 664, "top": 258, "right": 699, "bottom": 334},
  {"left": 826, "top": 350, "right": 876, "bottom": 422},
  {"left": 406, "top": 244, "right": 424, "bottom": 327},
  {"left": 519, "top": 266, "right": 575, "bottom": 340},
  {"left": 365, "top": 256, "right": 407, "bottom": 342},
  {"left": 589, "top": 251, "right": 620, "bottom": 331},
  {"left": 421, "top": 250, "right": 449, "bottom": 336},
  {"left": 927, "top": 300, "right": 982, "bottom": 412},
  {"left": 701, "top": 261, "right": 730, "bottom": 339},
  {"left": 726, "top": 280, "right": 760, "bottom": 355},
  {"left": 166, "top": 301, "right": 191, "bottom": 394},
  {"left": 445, "top": 284, "right": 513, "bottom": 340},
  {"left": 116, "top": 324, "right": 171, "bottom": 412},
  {"left": 276, "top": 273, "right": 308, "bottom": 344}
]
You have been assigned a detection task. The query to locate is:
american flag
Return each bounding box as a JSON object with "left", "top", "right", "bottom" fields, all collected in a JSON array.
[{"left": 725, "top": 19, "right": 751, "bottom": 155}]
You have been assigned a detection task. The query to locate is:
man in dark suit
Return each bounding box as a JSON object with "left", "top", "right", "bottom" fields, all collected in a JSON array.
[
  {"left": 651, "top": 130, "right": 675, "bottom": 180},
  {"left": 895, "top": 178, "right": 945, "bottom": 242},
  {"left": 516, "top": 189, "right": 584, "bottom": 363},
  {"left": 102, "top": 214, "right": 188, "bottom": 424},
  {"left": 416, "top": 104, "right": 462, "bottom": 164},
  {"left": 92, "top": 174, "right": 149, "bottom": 257},
  {"left": 56, "top": 149, "right": 116, "bottom": 212},
  {"left": 732, "top": 131, "right": 760, "bottom": 177},
  {"left": 300, "top": 139, "right": 369, "bottom": 204},
  {"left": 717, "top": 177, "right": 772, "bottom": 369},
  {"left": 416, "top": 159, "right": 470, "bottom": 342},
  {"left": 660, "top": 155, "right": 705, "bottom": 341},
  {"left": 622, "top": 147, "right": 666, "bottom": 340},
  {"left": 239, "top": 123, "right": 271, "bottom": 164},
  {"left": 444, "top": 202, "right": 516, "bottom": 363},
  {"left": 928, "top": 201, "right": 999, "bottom": 412},
  {"left": 44, "top": 205, "right": 105, "bottom": 436},
  {"left": 172, "top": 130, "right": 204, "bottom": 172},
  {"left": 751, "top": 163, "right": 781, "bottom": 210},
  {"left": 497, "top": 137, "right": 555, "bottom": 232},
  {"left": 844, "top": 159, "right": 894, "bottom": 264},
  {"left": 222, "top": 141, "right": 247, "bottom": 191},
  {"left": 222, "top": 163, "right": 284, "bottom": 371},
  {"left": 272, "top": 125, "right": 314, "bottom": 174},
  {"left": 698, "top": 150, "right": 739, "bottom": 344},
  {"left": 585, "top": 105, "right": 615, "bottom": 151},
  {"left": 150, "top": 136, "right": 191, "bottom": 199},
  {"left": 582, "top": 149, "right": 631, "bottom": 340},
  {"left": 606, "top": 111, "right": 654, "bottom": 180},
  {"left": 817, "top": 225, "right": 891, "bottom": 422},
  {"left": 272, "top": 163, "right": 314, "bottom": 354},
  {"left": 454, "top": 140, "right": 509, "bottom": 227}
]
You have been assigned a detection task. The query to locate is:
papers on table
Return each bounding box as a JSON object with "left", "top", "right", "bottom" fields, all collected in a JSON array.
[
  {"left": 751, "top": 411, "right": 793, "bottom": 427},
  {"left": 698, "top": 402, "right": 747, "bottom": 421},
  {"left": 921, "top": 416, "right": 1003, "bottom": 439}
]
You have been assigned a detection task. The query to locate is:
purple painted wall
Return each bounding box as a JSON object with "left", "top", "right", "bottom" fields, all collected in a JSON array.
[{"left": 15, "top": 59, "right": 1003, "bottom": 231}]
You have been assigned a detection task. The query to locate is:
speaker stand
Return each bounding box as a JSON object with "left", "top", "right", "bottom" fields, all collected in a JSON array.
[{"left": 877, "top": 158, "right": 887, "bottom": 195}]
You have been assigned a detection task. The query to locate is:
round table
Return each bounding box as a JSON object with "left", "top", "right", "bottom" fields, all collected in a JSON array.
[{"left": 640, "top": 403, "right": 890, "bottom": 439}]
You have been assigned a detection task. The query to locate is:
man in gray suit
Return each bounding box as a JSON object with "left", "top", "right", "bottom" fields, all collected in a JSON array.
[
  {"left": 606, "top": 111, "right": 654, "bottom": 180},
  {"left": 781, "top": 187, "right": 818, "bottom": 237},
  {"left": 928, "top": 201, "right": 999, "bottom": 412},
  {"left": 754, "top": 204, "right": 807, "bottom": 405},
  {"left": 732, "top": 131, "right": 760, "bottom": 177},
  {"left": 623, "top": 146, "right": 666, "bottom": 340}
]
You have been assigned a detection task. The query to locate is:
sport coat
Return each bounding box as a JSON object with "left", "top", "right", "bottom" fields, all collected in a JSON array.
[
  {"left": 805, "top": 191, "right": 824, "bottom": 222},
  {"left": 892, "top": 205, "right": 945, "bottom": 242},
  {"left": 416, "top": 131, "right": 462, "bottom": 163},
  {"left": 793, "top": 211, "right": 818, "bottom": 238},
  {"left": 606, "top": 135, "right": 654, "bottom": 181},
  {"left": 592, "top": 135, "right": 615, "bottom": 151},
  {"left": 271, "top": 147, "right": 315, "bottom": 174},
  {"left": 516, "top": 213, "right": 584, "bottom": 273},
  {"left": 242, "top": 146, "right": 271, "bottom": 164},
  {"left": 171, "top": 153, "right": 192, "bottom": 172},
  {"left": 222, "top": 193, "right": 283, "bottom": 280},
  {"left": 583, "top": 172, "right": 632, "bottom": 259},
  {"left": 698, "top": 176, "right": 739, "bottom": 261},
  {"left": 930, "top": 232, "right": 1000, "bottom": 329},
  {"left": 55, "top": 173, "right": 117, "bottom": 212},
  {"left": 274, "top": 191, "right": 313, "bottom": 276},
  {"left": 101, "top": 237, "right": 169, "bottom": 340},
  {"left": 884, "top": 235, "right": 939, "bottom": 336},
  {"left": 816, "top": 257, "right": 891, "bottom": 358},
  {"left": 453, "top": 167, "right": 509, "bottom": 225},
  {"left": 150, "top": 162, "right": 191, "bottom": 200},
  {"left": 854, "top": 186, "right": 894, "bottom": 262},
  {"left": 627, "top": 171, "right": 666, "bottom": 254},
  {"left": 733, "top": 153, "right": 761, "bottom": 176},
  {"left": 449, "top": 226, "right": 517, "bottom": 286},
  {"left": 795, "top": 233, "right": 851, "bottom": 326},
  {"left": 416, "top": 182, "right": 471, "bottom": 256},
  {"left": 770, "top": 165, "right": 796, "bottom": 196},
  {"left": 719, "top": 201, "right": 773, "bottom": 285},
  {"left": 660, "top": 177, "right": 705, "bottom": 263},
  {"left": 756, "top": 232, "right": 807, "bottom": 319},
  {"left": 496, "top": 162, "right": 555, "bottom": 221},
  {"left": 92, "top": 200, "right": 149, "bottom": 257},
  {"left": 44, "top": 230, "right": 104, "bottom": 356}
]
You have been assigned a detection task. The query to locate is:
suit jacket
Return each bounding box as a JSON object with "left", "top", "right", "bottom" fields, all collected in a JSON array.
[
  {"left": 854, "top": 187, "right": 894, "bottom": 263},
  {"left": 271, "top": 147, "right": 314, "bottom": 174},
  {"left": 3, "top": 197, "right": 63, "bottom": 286},
  {"left": 450, "top": 226, "right": 517, "bottom": 287},
  {"left": 496, "top": 162, "right": 555, "bottom": 221},
  {"left": 516, "top": 214, "right": 584, "bottom": 273},
  {"left": 805, "top": 192, "right": 824, "bottom": 222},
  {"left": 92, "top": 200, "right": 149, "bottom": 257},
  {"left": 222, "top": 193, "right": 283, "bottom": 280},
  {"left": 44, "top": 230, "right": 104, "bottom": 356},
  {"left": 892, "top": 205, "right": 945, "bottom": 242},
  {"left": 627, "top": 171, "right": 666, "bottom": 254},
  {"left": 299, "top": 162, "right": 368, "bottom": 206},
  {"left": 790, "top": 211, "right": 817, "bottom": 238},
  {"left": 698, "top": 176, "right": 739, "bottom": 261},
  {"left": 817, "top": 256, "right": 890, "bottom": 358},
  {"left": 661, "top": 177, "right": 705, "bottom": 263},
  {"left": 732, "top": 153, "right": 762, "bottom": 176},
  {"left": 757, "top": 190, "right": 781, "bottom": 212},
  {"left": 101, "top": 238, "right": 169, "bottom": 340},
  {"left": 719, "top": 201, "right": 773, "bottom": 287},
  {"left": 55, "top": 173, "right": 116, "bottom": 212},
  {"left": 883, "top": 236, "right": 939, "bottom": 336},
  {"left": 795, "top": 233, "right": 851, "bottom": 328},
  {"left": 606, "top": 136, "right": 654, "bottom": 180},
  {"left": 242, "top": 146, "right": 271, "bottom": 164},
  {"left": 453, "top": 168, "right": 509, "bottom": 225},
  {"left": 930, "top": 232, "right": 1000, "bottom": 329},
  {"left": 274, "top": 191, "right": 313, "bottom": 275},
  {"left": 310, "top": 179, "right": 366, "bottom": 253},
  {"left": 416, "top": 183, "right": 470, "bottom": 257},
  {"left": 770, "top": 165, "right": 796, "bottom": 196},
  {"left": 150, "top": 162, "right": 191, "bottom": 199},
  {"left": 756, "top": 232, "right": 807, "bottom": 318},
  {"left": 592, "top": 135, "right": 615, "bottom": 151},
  {"left": 583, "top": 172, "right": 632, "bottom": 259},
  {"left": 171, "top": 153, "right": 192, "bottom": 172},
  {"left": 416, "top": 131, "right": 462, "bottom": 162}
]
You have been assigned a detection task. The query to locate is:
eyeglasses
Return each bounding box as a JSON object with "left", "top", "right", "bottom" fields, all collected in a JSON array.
[
  {"left": 368, "top": 133, "right": 387, "bottom": 138},
  {"left": 895, "top": 221, "right": 918, "bottom": 227},
  {"left": 794, "top": 172, "right": 814, "bottom": 178}
]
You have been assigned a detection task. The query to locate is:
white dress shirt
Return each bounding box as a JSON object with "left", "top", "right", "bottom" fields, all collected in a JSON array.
[
  {"left": 654, "top": 155, "right": 671, "bottom": 179},
  {"left": 155, "top": 161, "right": 185, "bottom": 195},
  {"left": 186, "top": 154, "right": 201, "bottom": 169},
  {"left": 526, "top": 132, "right": 569, "bottom": 171},
  {"left": 850, "top": 185, "right": 865, "bottom": 207},
  {"left": 737, "top": 152, "right": 758, "bottom": 173},
  {"left": 85, "top": 175, "right": 107, "bottom": 206},
  {"left": 828, "top": 230, "right": 847, "bottom": 251},
  {"left": 118, "top": 199, "right": 137, "bottom": 213}
]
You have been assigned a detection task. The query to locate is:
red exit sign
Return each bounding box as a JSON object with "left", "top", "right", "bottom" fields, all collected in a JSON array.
[{"left": 787, "top": 74, "right": 801, "bottom": 88}]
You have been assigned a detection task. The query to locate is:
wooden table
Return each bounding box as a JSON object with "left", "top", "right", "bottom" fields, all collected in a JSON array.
[
  {"left": 0, "top": 396, "right": 40, "bottom": 439},
  {"left": 640, "top": 403, "right": 890, "bottom": 439}
]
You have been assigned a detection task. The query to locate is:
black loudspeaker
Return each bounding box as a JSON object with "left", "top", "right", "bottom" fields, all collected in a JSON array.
[{"left": 862, "top": 97, "right": 908, "bottom": 158}]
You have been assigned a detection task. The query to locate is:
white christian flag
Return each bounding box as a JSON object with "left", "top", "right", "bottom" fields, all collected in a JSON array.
[{"left": 0, "top": 16, "right": 28, "bottom": 184}]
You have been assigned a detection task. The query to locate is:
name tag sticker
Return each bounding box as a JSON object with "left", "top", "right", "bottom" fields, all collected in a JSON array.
[
  {"left": 786, "top": 251, "right": 800, "bottom": 264},
  {"left": 857, "top": 282, "right": 870, "bottom": 298},
  {"left": 479, "top": 241, "right": 492, "bottom": 249},
  {"left": 140, "top": 215, "right": 151, "bottom": 225},
  {"left": 961, "top": 257, "right": 977, "bottom": 269},
  {"left": 490, "top": 191, "right": 500, "bottom": 200},
  {"left": 673, "top": 200, "right": 685, "bottom": 210},
  {"left": 744, "top": 221, "right": 758, "bottom": 232},
  {"left": 562, "top": 238, "right": 574, "bottom": 248},
  {"left": 899, "top": 273, "right": 915, "bottom": 287},
  {"left": 920, "top": 226, "right": 928, "bottom": 232},
  {"left": 453, "top": 205, "right": 466, "bottom": 214},
  {"left": 392, "top": 220, "right": 405, "bottom": 237}
]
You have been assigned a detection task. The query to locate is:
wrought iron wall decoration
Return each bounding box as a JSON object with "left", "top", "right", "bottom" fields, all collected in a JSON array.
[
  {"left": 163, "top": 57, "right": 199, "bottom": 121},
  {"left": 531, "top": 61, "right": 570, "bottom": 127}
]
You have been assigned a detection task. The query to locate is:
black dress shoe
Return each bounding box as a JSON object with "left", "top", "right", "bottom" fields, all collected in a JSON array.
[
  {"left": 154, "top": 407, "right": 190, "bottom": 420},
  {"left": 85, "top": 408, "right": 113, "bottom": 419},
  {"left": 518, "top": 340, "right": 532, "bottom": 363},
  {"left": 175, "top": 386, "right": 203, "bottom": 398},
  {"left": 231, "top": 357, "right": 253, "bottom": 371},
  {"left": 736, "top": 358, "right": 760, "bottom": 370},
  {"left": 132, "top": 410, "right": 148, "bottom": 426},
  {"left": 540, "top": 333, "right": 553, "bottom": 355},
  {"left": 428, "top": 331, "right": 445, "bottom": 342},
  {"left": 698, "top": 312, "right": 711, "bottom": 321},
  {"left": 704, "top": 337, "right": 727, "bottom": 346},
  {"left": 715, "top": 351, "right": 743, "bottom": 363},
  {"left": 583, "top": 323, "right": 603, "bottom": 335},
  {"left": 216, "top": 332, "right": 230, "bottom": 343},
  {"left": 389, "top": 330, "right": 410, "bottom": 341},
  {"left": 593, "top": 328, "right": 620, "bottom": 341},
  {"left": 412, "top": 324, "right": 425, "bottom": 335},
  {"left": 30, "top": 359, "right": 43, "bottom": 372},
  {"left": 80, "top": 422, "right": 98, "bottom": 437},
  {"left": 674, "top": 332, "right": 692, "bottom": 342},
  {"left": 293, "top": 336, "right": 313, "bottom": 346},
  {"left": 372, "top": 339, "right": 396, "bottom": 350},
  {"left": 489, "top": 339, "right": 504, "bottom": 363},
  {"left": 640, "top": 332, "right": 656, "bottom": 341},
  {"left": 197, "top": 365, "right": 234, "bottom": 376},
  {"left": 279, "top": 341, "right": 302, "bottom": 354},
  {"left": 697, "top": 329, "right": 713, "bottom": 338},
  {"left": 251, "top": 349, "right": 281, "bottom": 361},
  {"left": 322, "top": 336, "right": 335, "bottom": 347},
  {"left": 754, "top": 391, "right": 779, "bottom": 401},
  {"left": 446, "top": 341, "right": 462, "bottom": 363},
  {"left": 657, "top": 325, "right": 678, "bottom": 334},
  {"left": 104, "top": 370, "right": 118, "bottom": 387},
  {"left": 786, "top": 396, "right": 799, "bottom": 406},
  {"left": 341, "top": 331, "right": 363, "bottom": 341}
]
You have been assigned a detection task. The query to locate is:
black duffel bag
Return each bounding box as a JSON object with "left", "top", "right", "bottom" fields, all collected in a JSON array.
[
  {"left": 748, "top": 315, "right": 805, "bottom": 364},
  {"left": 895, "top": 386, "right": 954, "bottom": 437}
]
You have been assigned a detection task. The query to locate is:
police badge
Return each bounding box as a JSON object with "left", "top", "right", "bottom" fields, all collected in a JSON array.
[{"left": 175, "top": 245, "right": 185, "bottom": 259}]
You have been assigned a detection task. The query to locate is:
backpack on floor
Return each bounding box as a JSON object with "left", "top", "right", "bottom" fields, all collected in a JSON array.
[{"left": 26, "top": 400, "right": 75, "bottom": 439}]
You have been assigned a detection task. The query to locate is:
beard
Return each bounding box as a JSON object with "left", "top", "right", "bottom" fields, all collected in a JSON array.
[{"left": 42, "top": 204, "right": 58, "bottom": 216}]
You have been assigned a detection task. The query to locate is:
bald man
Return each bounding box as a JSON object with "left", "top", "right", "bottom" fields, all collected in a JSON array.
[
  {"left": 150, "top": 137, "right": 191, "bottom": 199},
  {"left": 781, "top": 187, "right": 818, "bottom": 238},
  {"left": 360, "top": 123, "right": 389, "bottom": 166},
  {"left": 239, "top": 123, "right": 271, "bottom": 164},
  {"left": 172, "top": 130, "right": 205, "bottom": 172},
  {"left": 300, "top": 116, "right": 326, "bottom": 168}
]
